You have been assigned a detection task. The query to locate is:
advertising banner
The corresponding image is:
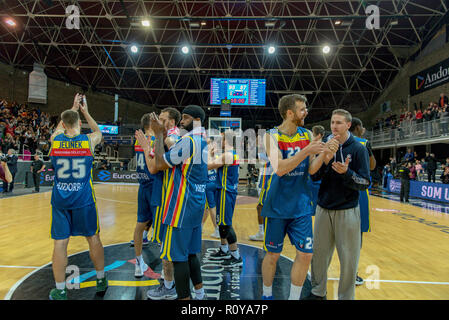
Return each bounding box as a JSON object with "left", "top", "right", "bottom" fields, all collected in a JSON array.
[{"left": 387, "top": 177, "right": 449, "bottom": 203}]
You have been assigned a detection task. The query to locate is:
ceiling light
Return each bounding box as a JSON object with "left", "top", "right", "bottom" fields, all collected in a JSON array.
[
  {"left": 5, "top": 18, "right": 16, "bottom": 27},
  {"left": 130, "top": 45, "right": 138, "bottom": 53},
  {"left": 335, "top": 20, "right": 342, "bottom": 26},
  {"left": 190, "top": 22, "right": 200, "bottom": 28},
  {"left": 265, "top": 21, "right": 276, "bottom": 28},
  {"left": 268, "top": 46, "right": 276, "bottom": 54},
  {"left": 322, "top": 45, "right": 331, "bottom": 54},
  {"left": 181, "top": 46, "right": 190, "bottom": 54},
  {"left": 141, "top": 20, "right": 150, "bottom": 27}
]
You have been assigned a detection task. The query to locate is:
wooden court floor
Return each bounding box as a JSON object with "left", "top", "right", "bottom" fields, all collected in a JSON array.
[{"left": 1, "top": 183, "right": 449, "bottom": 300}]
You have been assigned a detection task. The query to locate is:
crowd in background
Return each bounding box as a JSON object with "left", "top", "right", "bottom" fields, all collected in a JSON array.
[
  {"left": 372, "top": 93, "right": 449, "bottom": 136},
  {"left": 0, "top": 98, "right": 58, "bottom": 158},
  {"left": 382, "top": 148, "right": 449, "bottom": 185}
]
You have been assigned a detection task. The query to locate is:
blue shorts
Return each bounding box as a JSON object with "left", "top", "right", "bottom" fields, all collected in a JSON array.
[
  {"left": 205, "top": 186, "right": 217, "bottom": 209},
  {"left": 138, "top": 185, "right": 156, "bottom": 223},
  {"left": 216, "top": 189, "right": 237, "bottom": 226},
  {"left": 51, "top": 203, "right": 99, "bottom": 240},
  {"left": 160, "top": 225, "right": 202, "bottom": 262},
  {"left": 263, "top": 216, "right": 313, "bottom": 253},
  {"left": 359, "top": 189, "right": 371, "bottom": 232}
]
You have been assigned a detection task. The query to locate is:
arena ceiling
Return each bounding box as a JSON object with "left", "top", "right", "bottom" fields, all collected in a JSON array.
[{"left": 0, "top": 0, "right": 447, "bottom": 127}]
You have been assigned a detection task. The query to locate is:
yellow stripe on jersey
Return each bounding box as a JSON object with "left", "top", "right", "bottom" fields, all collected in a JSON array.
[
  {"left": 263, "top": 217, "right": 268, "bottom": 252},
  {"left": 167, "top": 226, "right": 173, "bottom": 261},
  {"left": 271, "top": 132, "right": 309, "bottom": 143},
  {"left": 366, "top": 189, "right": 371, "bottom": 232},
  {"left": 52, "top": 140, "right": 90, "bottom": 149},
  {"left": 172, "top": 161, "right": 191, "bottom": 227}
]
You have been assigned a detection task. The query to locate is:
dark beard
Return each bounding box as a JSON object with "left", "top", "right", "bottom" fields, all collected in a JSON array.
[{"left": 182, "top": 121, "right": 194, "bottom": 132}]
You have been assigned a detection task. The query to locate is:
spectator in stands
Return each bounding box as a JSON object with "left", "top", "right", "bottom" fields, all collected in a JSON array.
[
  {"left": 439, "top": 93, "right": 448, "bottom": 109},
  {"left": 382, "top": 163, "right": 391, "bottom": 189},
  {"left": 440, "top": 166, "right": 449, "bottom": 184},
  {"left": 403, "top": 148, "right": 414, "bottom": 163},
  {"left": 0, "top": 154, "right": 13, "bottom": 185},
  {"left": 441, "top": 105, "right": 449, "bottom": 135},
  {"left": 2, "top": 149, "right": 18, "bottom": 193},
  {"left": 444, "top": 157, "right": 449, "bottom": 169},
  {"left": 390, "top": 157, "right": 397, "bottom": 176},
  {"left": 425, "top": 152, "right": 437, "bottom": 183},
  {"left": 409, "top": 162, "right": 417, "bottom": 181},
  {"left": 415, "top": 160, "right": 423, "bottom": 181},
  {"left": 423, "top": 107, "right": 433, "bottom": 136},
  {"left": 415, "top": 109, "right": 423, "bottom": 131}
]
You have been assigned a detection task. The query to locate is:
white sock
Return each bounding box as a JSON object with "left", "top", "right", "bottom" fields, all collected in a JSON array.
[
  {"left": 258, "top": 224, "right": 264, "bottom": 234},
  {"left": 220, "top": 244, "right": 229, "bottom": 253},
  {"left": 143, "top": 230, "right": 148, "bottom": 239},
  {"left": 164, "top": 279, "right": 174, "bottom": 289},
  {"left": 288, "top": 284, "right": 303, "bottom": 300},
  {"left": 195, "top": 287, "right": 205, "bottom": 299},
  {"left": 263, "top": 285, "right": 272, "bottom": 297},
  {"left": 56, "top": 282, "right": 65, "bottom": 290},
  {"left": 230, "top": 249, "right": 240, "bottom": 259},
  {"left": 96, "top": 270, "right": 105, "bottom": 279},
  {"left": 137, "top": 255, "right": 144, "bottom": 265},
  {"left": 161, "top": 269, "right": 165, "bottom": 280}
]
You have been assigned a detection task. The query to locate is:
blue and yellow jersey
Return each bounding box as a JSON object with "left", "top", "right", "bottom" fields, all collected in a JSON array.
[
  {"left": 207, "top": 169, "right": 218, "bottom": 190},
  {"left": 161, "top": 130, "right": 208, "bottom": 229},
  {"left": 258, "top": 161, "right": 272, "bottom": 190},
  {"left": 217, "top": 151, "right": 240, "bottom": 194},
  {"left": 134, "top": 135, "right": 155, "bottom": 188},
  {"left": 261, "top": 126, "right": 314, "bottom": 219},
  {"left": 50, "top": 133, "right": 95, "bottom": 209}
]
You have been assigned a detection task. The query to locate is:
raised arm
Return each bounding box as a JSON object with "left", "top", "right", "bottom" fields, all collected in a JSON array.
[
  {"left": 80, "top": 95, "right": 102, "bottom": 150},
  {"left": 50, "top": 93, "right": 82, "bottom": 142}
]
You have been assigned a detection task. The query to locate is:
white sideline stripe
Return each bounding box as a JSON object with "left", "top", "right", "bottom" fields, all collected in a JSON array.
[
  {"left": 327, "top": 277, "right": 449, "bottom": 285},
  {"left": 0, "top": 265, "right": 40, "bottom": 269},
  {"left": 1, "top": 264, "right": 449, "bottom": 286},
  {"left": 96, "top": 197, "right": 135, "bottom": 204}
]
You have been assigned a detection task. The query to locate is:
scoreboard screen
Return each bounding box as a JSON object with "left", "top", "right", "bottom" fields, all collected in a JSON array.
[
  {"left": 210, "top": 78, "right": 266, "bottom": 106},
  {"left": 99, "top": 125, "right": 119, "bottom": 135}
]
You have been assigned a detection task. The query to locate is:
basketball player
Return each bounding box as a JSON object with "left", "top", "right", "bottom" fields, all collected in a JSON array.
[
  {"left": 139, "top": 105, "right": 207, "bottom": 300},
  {"left": 249, "top": 152, "right": 271, "bottom": 241},
  {"left": 308, "top": 109, "right": 370, "bottom": 300},
  {"left": 349, "top": 117, "right": 376, "bottom": 286},
  {"left": 137, "top": 107, "right": 181, "bottom": 299},
  {"left": 130, "top": 108, "right": 180, "bottom": 247},
  {"left": 132, "top": 113, "right": 159, "bottom": 277},
  {"left": 48, "top": 93, "right": 107, "bottom": 300},
  {"left": 207, "top": 130, "right": 242, "bottom": 267},
  {"left": 260, "top": 94, "right": 338, "bottom": 300},
  {"left": 202, "top": 139, "right": 220, "bottom": 238},
  {"left": 309, "top": 125, "right": 326, "bottom": 216}
]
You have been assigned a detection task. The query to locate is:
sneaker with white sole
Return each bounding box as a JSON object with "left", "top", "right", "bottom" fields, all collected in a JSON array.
[
  {"left": 135, "top": 259, "right": 149, "bottom": 278},
  {"left": 209, "top": 248, "right": 231, "bottom": 260},
  {"left": 147, "top": 282, "right": 177, "bottom": 300},
  {"left": 249, "top": 232, "right": 264, "bottom": 241},
  {"left": 222, "top": 255, "right": 243, "bottom": 267}
]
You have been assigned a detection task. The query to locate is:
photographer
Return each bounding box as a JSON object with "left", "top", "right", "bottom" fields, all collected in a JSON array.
[
  {"left": 2, "top": 149, "right": 17, "bottom": 193},
  {"left": 30, "top": 154, "right": 45, "bottom": 193}
]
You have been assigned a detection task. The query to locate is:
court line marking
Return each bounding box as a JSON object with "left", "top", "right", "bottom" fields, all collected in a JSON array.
[{"left": 96, "top": 197, "right": 135, "bottom": 204}]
